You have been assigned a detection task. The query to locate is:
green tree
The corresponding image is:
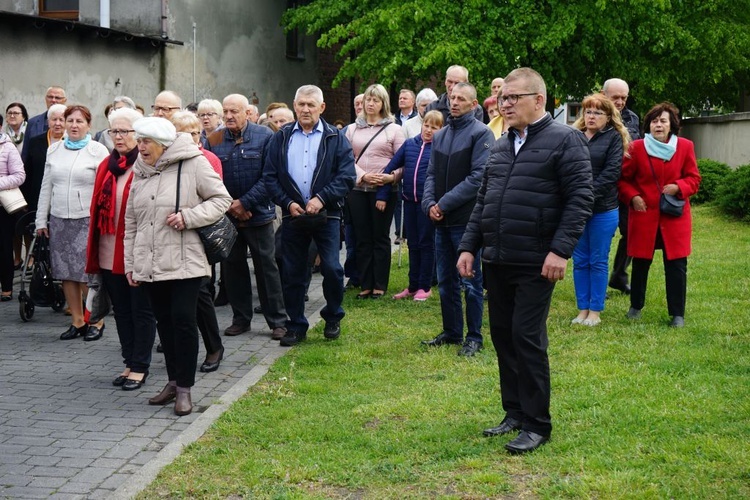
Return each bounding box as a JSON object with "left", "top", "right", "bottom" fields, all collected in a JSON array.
[{"left": 283, "top": 0, "right": 750, "bottom": 114}]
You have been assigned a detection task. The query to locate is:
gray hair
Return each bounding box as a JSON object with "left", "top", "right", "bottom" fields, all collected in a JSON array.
[
  {"left": 197, "top": 99, "right": 222, "bottom": 115},
  {"left": 108, "top": 107, "right": 143, "bottom": 127},
  {"left": 415, "top": 88, "right": 438, "bottom": 107},
  {"left": 294, "top": 85, "right": 324, "bottom": 104},
  {"left": 47, "top": 103, "right": 67, "bottom": 119},
  {"left": 112, "top": 95, "right": 136, "bottom": 110},
  {"left": 446, "top": 65, "right": 470, "bottom": 81},
  {"left": 602, "top": 78, "right": 630, "bottom": 94},
  {"left": 452, "top": 82, "right": 477, "bottom": 101}
]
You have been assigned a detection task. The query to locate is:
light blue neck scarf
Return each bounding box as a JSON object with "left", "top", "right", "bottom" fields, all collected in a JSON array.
[
  {"left": 644, "top": 133, "right": 677, "bottom": 161},
  {"left": 64, "top": 133, "right": 91, "bottom": 150}
]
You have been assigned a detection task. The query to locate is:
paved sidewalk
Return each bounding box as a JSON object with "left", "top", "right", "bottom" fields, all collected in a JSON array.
[{"left": 0, "top": 265, "right": 328, "bottom": 499}]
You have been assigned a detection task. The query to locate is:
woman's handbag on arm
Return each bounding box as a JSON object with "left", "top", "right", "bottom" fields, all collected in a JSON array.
[
  {"left": 176, "top": 161, "right": 237, "bottom": 264},
  {"left": 648, "top": 156, "right": 685, "bottom": 217}
]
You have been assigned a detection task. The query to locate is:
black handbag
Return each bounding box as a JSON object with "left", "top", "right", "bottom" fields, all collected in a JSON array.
[
  {"left": 648, "top": 156, "right": 685, "bottom": 217},
  {"left": 175, "top": 160, "right": 238, "bottom": 264}
]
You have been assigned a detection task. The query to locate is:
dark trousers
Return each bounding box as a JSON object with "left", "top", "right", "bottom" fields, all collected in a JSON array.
[
  {"left": 196, "top": 276, "right": 223, "bottom": 355},
  {"left": 348, "top": 190, "right": 396, "bottom": 291},
  {"left": 631, "top": 254, "right": 687, "bottom": 317},
  {"left": 403, "top": 199, "right": 435, "bottom": 292},
  {"left": 0, "top": 209, "right": 15, "bottom": 292},
  {"left": 485, "top": 263, "right": 555, "bottom": 436},
  {"left": 609, "top": 202, "right": 632, "bottom": 289},
  {"left": 393, "top": 183, "right": 403, "bottom": 236},
  {"left": 281, "top": 217, "right": 345, "bottom": 334},
  {"left": 101, "top": 270, "right": 156, "bottom": 373},
  {"left": 145, "top": 278, "right": 202, "bottom": 388},
  {"left": 224, "top": 222, "right": 286, "bottom": 329}
]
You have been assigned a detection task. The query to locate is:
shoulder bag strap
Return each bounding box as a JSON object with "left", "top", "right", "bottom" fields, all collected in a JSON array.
[
  {"left": 647, "top": 155, "right": 662, "bottom": 192},
  {"left": 174, "top": 160, "right": 184, "bottom": 213},
  {"left": 355, "top": 125, "right": 388, "bottom": 163}
]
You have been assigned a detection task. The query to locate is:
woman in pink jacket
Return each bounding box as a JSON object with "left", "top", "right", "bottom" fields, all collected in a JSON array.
[
  {"left": 618, "top": 102, "right": 701, "bottom": 328},
  {"left": 0, "top": 126, "right": 26, "bottom": 300},
  {"left": 345, "top": 84, "right": 405, "bottom": 298}
]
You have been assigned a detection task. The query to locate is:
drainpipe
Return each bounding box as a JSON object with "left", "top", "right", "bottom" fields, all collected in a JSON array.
[
  {"left": 100, "top": 0, "right": 110, "bottom": 28},
  {"left": 161, "top": 0, "right": 168, "bottom": 39}
]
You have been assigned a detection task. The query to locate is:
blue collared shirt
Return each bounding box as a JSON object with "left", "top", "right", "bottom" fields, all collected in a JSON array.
[{"left": 287, "top": 120, "right": 324, "bottom": 204}]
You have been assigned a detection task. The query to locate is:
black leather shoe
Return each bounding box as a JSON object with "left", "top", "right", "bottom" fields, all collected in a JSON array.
[
  {"left": 670, "top": 316, "right": 685, "bottom": 328},
  {"left": 626, "top": 307, "right": 642, "bottom": 320},
  {"left": 200, "top": 348, "right": 224, "bottom": 373},
  {"left": 83, "top": 324, "right": 105, "bottom": 342},
  {"left": 254, "top": 305, "right": 263, "bottom": 314},
  {"left": 60, "top": 324, "right": 87, "bottom": 340},
  {"left": 122, "top": 371, "right": 148, "bottom": 391},
  {"left": 280, "top": 330, "right": 307, "bottom": 347},
  {"left": 421, "top": 332, "right": 462, "bottom": 347},
  {"left": 156, "top": 342, "right": 164, "bottom": 353},
  {"left": 458, "top": 340, "right": 482, "bottom": 357},
  {"left": 323, "top": 321, "right": 341, "bottom": 339},
  {"left": 112, "top": 375, "right": 128, "bottom": 387},
  {"left": 224, "top": 322, "right": 250, "bottom": 336},
  {"left": 483, "top": 417, "right": 522, "bottom": 437},
  {"left": 609, "top": 283, "right": 631, "bottom": 295},
  {"left": 504, "top": 430, "right": 550, "bottom": 454}
]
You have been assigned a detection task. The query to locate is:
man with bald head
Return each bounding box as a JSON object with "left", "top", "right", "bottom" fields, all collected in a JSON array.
[
  {"left": 491, "top": 78, "right": 505, "bottom": 96},
  {"left": 426, "top": 65, "right": 484, "bottom": 122},
  {"left": 206, "top": 94, "right": 288, "bottom": 340},
  {"left": 23, "top": 85, "right": 67, "bottom": 151},
  {"left": 151, "top": 90, "right": 182, "bottom": 120},
  {"left": 268, "top": 107, "right": 295, "bottom": 129},
  {"left": 602, "top": 78, "right": 640, "bottom": 295}
]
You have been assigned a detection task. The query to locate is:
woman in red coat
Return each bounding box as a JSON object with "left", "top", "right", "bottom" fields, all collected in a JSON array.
[{"left": 618, "top": 102, "right": 701, "bottom": 327}]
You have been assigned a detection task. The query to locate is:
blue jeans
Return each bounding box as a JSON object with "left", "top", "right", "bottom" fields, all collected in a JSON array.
[
  {"left": 435, "top": 226, "right": 483, "bottom": 344},
  {"left": 573, "top": 209, "right": 619, "bottom": 312},
  {"left": 281, "top": 217, "right": 345, "bottom": 334}
]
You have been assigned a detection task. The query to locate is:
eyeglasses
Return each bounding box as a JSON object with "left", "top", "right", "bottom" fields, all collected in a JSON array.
[
  {"left": 151, "top": 105, "right": 181, "bottom": 113},
  {"left": 5, "top": 111, "right": 22, "bottom": 116},
  {"left": 498, "top": 93, "right": 538, "bottom": 105},
  {"left": 584, "top": 110, "right": 607, "bottom": 117},
  {"left": 198, "top": 113, "right": 217, "bottom": 119},
  {"left": 108, "top": 129, "right": 135, "bottom": 137}
]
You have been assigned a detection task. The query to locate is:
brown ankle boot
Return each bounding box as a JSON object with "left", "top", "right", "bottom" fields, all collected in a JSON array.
[
  {"left": 174, "top": 390, "right": 193, "bottom": 416},
  {"left": 148, "top": 383, "right": 177, "bottom": 405}
]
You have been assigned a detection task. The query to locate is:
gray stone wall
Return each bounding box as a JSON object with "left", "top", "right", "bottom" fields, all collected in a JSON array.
[{"left": 682, "top": 113, "right": 750, "bottom": 167}]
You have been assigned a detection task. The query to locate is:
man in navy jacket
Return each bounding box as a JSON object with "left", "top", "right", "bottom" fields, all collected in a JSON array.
[
  {"left": 264, "top": 85, "right": 356, "bottom": 346},
  {"left": 206, "top": 94, "right": 287, "bottom": 340}
]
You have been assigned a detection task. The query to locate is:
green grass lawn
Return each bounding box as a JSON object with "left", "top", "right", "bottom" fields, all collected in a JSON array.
[{"left": 141, "top": 204, "right": 750, "bottom": 499}]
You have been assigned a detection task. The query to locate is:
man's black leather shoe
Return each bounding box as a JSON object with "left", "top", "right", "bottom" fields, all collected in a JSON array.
[
  {"left": 458, "top": 340, "right": 482, "bottom": 357},
  {"left": 421, "top": 332, "right": 462, "bottom": 347},
  {"left": 504, "top": 430, "right": 550, "bottom": 454},
  {"left": 323, "top": 321, "right": 341, "bottom": 340},
  {"left": 280, "top": 330, "right": 307, "bottom": 347},
  {"left": 483, "top": 417, "right": 522, "bottom": 437}
]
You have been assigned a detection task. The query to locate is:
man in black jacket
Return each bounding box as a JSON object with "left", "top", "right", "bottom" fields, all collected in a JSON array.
[
  {"left": 457, "top": 68, "right": 593, "bottom": 454},
  {"left": 422, "top": 82, "right": 494, "bottom": 357},
  {"left": 602, "top": 78, "right": 640, "bottom": 295},
  {"left": 264, "top": 85, "right": 356, "bottom": 346}
]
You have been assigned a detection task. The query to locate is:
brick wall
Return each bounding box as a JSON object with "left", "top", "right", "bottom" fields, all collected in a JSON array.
[{"left": 318, "top": 45, "right": 357, "bottom": 126}]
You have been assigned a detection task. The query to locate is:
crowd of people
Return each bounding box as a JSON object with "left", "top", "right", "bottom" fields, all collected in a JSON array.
[{"left": 0, "top": 66, "right": 700, "bottom": 452}]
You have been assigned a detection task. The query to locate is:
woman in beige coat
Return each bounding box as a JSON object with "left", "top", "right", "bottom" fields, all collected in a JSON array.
[{"left": 124, "top": 117, "right": 231, "bottom": 416}]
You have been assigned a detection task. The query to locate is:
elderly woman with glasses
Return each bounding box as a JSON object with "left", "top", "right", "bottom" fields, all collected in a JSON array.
[
  {"left": 197, "top": 99, "right": 223, "bottom": 141},
  {"left": 36, "top": 105, "right": 110, "bottom": 341},
  {"left": 125, "top": 117, "right": 231, "bottom": 415},
  {"left": 86, "top": 107, "right": 157, "bottom": 391},
  {"left": 4, "top": 103, "right": 29, "bottom": 154},
  {"left": 570, "top": 94, "right": 631, "bottom": 326}
]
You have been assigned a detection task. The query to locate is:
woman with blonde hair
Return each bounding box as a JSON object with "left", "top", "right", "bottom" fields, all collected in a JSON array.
[
  {"left": 570, "top": 93, "right": 630, "bottom": 326},
  {"left": 345, "top": 84, "right": 406, "bottom": 298}
]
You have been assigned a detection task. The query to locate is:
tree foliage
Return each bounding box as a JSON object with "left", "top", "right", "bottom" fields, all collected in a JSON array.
[{"left": 283, "top": 0, "right": 750, "bottom": 114}]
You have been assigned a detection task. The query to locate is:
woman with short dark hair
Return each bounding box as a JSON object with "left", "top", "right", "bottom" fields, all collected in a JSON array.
[
  {"left": 4, "top": 102, "right": 29, "bottom": 154},
  {"left": 618, "top": 102, "right": 701, "bottom": 327}
]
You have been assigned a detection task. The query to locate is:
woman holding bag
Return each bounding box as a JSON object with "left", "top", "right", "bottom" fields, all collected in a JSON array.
[
  {"left": 125, "top": 117, "right": 231, "bottom": 416},
  {"left": 618, "top": 102, "right": 701, "bottom": 327},
  {"left": 0, "top": 126, "right": 26, "bottom": 301}
]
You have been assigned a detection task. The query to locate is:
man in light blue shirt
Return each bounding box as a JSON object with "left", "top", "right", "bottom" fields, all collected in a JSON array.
[{"left": 264, "top": 85, "right": 356, "bottom": 346}]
